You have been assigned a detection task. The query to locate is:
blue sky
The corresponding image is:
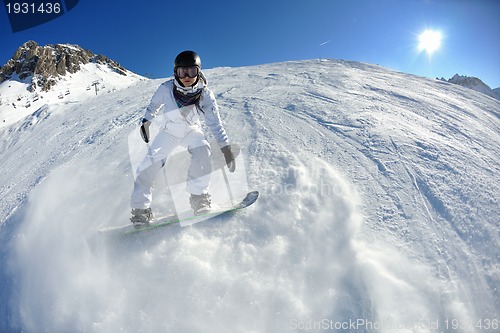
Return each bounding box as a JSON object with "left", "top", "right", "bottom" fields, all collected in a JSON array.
[{"left": 1, "top": 0, "right": 499, "bottom": 88}]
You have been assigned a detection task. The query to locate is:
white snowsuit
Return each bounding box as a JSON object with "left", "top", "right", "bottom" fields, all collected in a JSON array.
[{"left": 130, "top": 78, "right": 229, "bottom": 209}]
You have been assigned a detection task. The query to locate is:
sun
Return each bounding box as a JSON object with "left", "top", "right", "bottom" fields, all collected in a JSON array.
[{"left": 418, "top": 29, "right": 442, "bottom": 56}]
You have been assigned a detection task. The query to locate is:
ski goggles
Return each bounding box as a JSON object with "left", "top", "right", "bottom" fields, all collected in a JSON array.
[{"left": 175, "top": 66, "right": 199, "bottom": 78}]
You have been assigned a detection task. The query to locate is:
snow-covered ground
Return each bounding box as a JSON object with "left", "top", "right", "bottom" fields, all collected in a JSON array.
[
  {"left": 0, "top": 59, "right": 498, "bottom": 332},
  {"left": 0, "top": 62, "right": 144, "bottom": 128}
]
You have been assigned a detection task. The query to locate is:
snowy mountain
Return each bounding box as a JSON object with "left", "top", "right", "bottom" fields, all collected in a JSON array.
[
  {"left": 0, "top": 41, "right": 144, "bottom": 128},
  {"left": 440, "top": 74, "right": 500, "bottom": 101},
  {"left": 1, "top": 59, "right": 499, "bottom": 332}
]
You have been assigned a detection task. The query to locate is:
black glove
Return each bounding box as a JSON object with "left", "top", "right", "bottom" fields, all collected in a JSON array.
[
  {"left": 140, "top": 118, "right": 151, "bottom": 143},
  {"left": 221, "top": 145, "right": 236, "bottom": 173}
]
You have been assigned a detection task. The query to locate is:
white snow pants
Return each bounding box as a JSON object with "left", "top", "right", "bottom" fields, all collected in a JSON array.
[{"left": 130, "top": 125, "right": 212, "bottom": 209}]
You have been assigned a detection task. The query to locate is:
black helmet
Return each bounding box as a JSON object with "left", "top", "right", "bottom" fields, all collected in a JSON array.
[{"left": 174, "top": 50, "right": 201, "bottom": 69}]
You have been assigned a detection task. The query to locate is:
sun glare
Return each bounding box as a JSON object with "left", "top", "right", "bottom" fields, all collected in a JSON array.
[{"left": 418, "top": 29, "right": 442, "bottom": 56}]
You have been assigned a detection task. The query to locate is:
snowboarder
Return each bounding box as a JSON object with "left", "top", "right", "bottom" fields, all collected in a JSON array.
[{"left": 130, "top": 50, "right": 235, "bottom": 227}]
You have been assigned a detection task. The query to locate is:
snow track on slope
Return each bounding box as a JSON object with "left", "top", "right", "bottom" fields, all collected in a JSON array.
[{"left": 1, "top": 60, "right": 498, "bottom": 332}]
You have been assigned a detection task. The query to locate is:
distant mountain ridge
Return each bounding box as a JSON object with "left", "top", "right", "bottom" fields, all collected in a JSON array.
[
  {"left": 0, "top": 41, "right": 144, "bottom": 128},
  {"left": 439, "top": 74, "right": 500, "bottom": 101},
  {"left": 0, "top": 40, "right": 129, "bottom": 92}
]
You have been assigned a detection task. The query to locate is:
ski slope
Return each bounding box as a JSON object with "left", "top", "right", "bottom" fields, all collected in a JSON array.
[
  {"left": 0, "top": 61, "right": 144, "bottom": 129},
  {"left": 1, "top": 59, "right": 499, "bottom": 332}
]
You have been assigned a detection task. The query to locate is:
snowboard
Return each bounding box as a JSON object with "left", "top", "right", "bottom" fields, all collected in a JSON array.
[{"left": 99, "top": 191, "right": 259, "bottom": 236}]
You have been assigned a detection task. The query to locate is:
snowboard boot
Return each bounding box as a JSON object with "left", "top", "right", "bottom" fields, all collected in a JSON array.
[
  {"left": 189, "top": 193, "right": 211, "bottom": 215},
  {"left": 130, "top": 207, "right": 153, "bottom": 228}
]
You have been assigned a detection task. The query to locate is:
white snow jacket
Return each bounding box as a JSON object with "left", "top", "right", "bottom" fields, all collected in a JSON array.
[{"left": 143, "top": 78, "right": 229, "bottom": 147}]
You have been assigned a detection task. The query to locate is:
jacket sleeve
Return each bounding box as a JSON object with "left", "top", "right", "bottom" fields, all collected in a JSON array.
[
  {"left": 143, "top": 82, "right": 168, "bottom": 121},
  {"left": 200, "top": 88, "right": 229, "bottom": 147}
]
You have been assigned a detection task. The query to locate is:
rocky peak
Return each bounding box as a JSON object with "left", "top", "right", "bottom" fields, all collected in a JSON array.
[
  {"left": 0, "top": 41, "right": 128, "bottom": 92},
  {"left": 439, "top": 74, "right": 500, "bottom": 101}
]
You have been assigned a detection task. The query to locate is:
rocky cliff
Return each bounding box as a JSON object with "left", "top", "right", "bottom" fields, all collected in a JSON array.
[
  {"left": 439, "top": 74, "right": 500, "bottom": 101},
  {"left": 0, "top": 41, "right": 128, "bottom": 92}
]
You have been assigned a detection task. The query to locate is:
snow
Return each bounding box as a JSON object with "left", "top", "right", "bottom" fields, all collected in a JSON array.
[
  {"left": 0, "top": 62, "right": 144, "bottom": 129},
  {"left": 0, "top": 59, "right": 499, "bottom": 332},
  {"left": 59, "top": 43, "right": 82, "bottom": 51}
]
